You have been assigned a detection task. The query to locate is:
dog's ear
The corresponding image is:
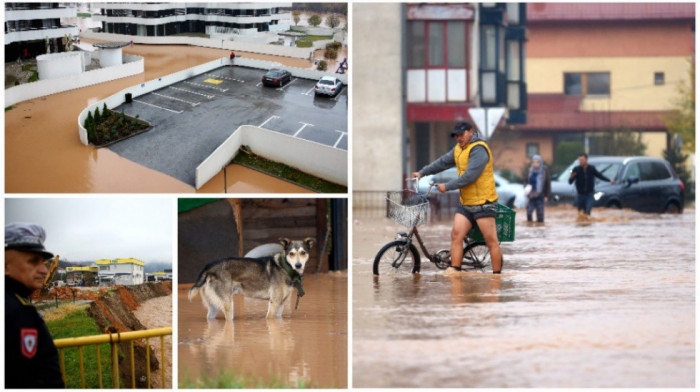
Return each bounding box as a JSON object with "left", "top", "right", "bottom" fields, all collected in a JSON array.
[
  {"left": 304, "top": 237, "right": 316, "bottom": 249},
  {"left": 279, "top": 238, "right": 290, "bottom": 249}
]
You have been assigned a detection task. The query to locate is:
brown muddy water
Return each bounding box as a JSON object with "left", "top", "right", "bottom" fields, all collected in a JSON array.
[
  {"left": 178, "top": 273, "right": 347, "bottom": 388},
  {"left": 353, "top": 206, "right": 695, "bottom": 388},
  {"left": 5, "top": 41, "right": 316, "bottom": 193}
]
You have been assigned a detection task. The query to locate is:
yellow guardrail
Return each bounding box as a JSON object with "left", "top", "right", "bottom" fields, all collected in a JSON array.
[{"left": 54, "top": 327, "right": 172, "bottom": 389}]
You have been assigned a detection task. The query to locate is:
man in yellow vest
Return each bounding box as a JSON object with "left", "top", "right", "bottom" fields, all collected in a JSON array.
[{"left": 412, "top": 121, "right": 503, "bottom": 275}]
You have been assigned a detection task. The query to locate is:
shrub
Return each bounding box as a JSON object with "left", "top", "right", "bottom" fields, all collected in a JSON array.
[
  {"left": 316, "top": 60, "right": 328, "bottom": 71},
  {"left": 102, "top": 103, "right": 109, "bottom": 118},
  {"left": 308, "top": 14, "right": 322, "bottom": 27},
  {"left": 296, "top": 39, "right": 312, "bottom": 48},
  {"left": 324, "top": 48, "right": 338, "bottom": 60},
  {"left": 85, "top": 112, "right": 94, "bottom": 130},
  {"left": 326, "top": 41, "right": 342, "bottom": 50},
  {"left": 93, "top": 106, "right": 101, "bottom": 125}
]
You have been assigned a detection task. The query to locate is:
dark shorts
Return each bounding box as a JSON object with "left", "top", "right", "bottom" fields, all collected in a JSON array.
[{"left": 456, "top": 201, "right": 498, "bottom": 227}]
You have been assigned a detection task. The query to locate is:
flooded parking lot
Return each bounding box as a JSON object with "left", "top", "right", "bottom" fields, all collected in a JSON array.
[
  {"left": 111, "top": 65, "right": 347, "bottom": 186},
  {"left": 178, "top": 273, "right": 347, "bottom": 388},
  {"left": 353, "top": 206, "right": 694, "bottom": 387}
]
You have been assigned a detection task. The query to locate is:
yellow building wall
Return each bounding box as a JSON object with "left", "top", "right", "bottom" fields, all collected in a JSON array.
[
  {"left": 640, "top": 132, "right": 668, "bottom": 159},
  {"left": 527, "top": 56, "right": 691, "bottom": 111}
]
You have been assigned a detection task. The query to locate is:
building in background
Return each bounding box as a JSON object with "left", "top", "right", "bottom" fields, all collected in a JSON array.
[
  {"left": 493, "top": 3, "right": 695, "bottom": 175},
  {"left": 96, "top": 258, "right": 145, "bottom": 286},
  {"left": 66, "top": 266, "right": 99, "bottom": 286},
  {"left": 94, "top": 3, "right": 291, "bottom": 37},
  {"left": 5, "top": 2, "right": 79, "bottom": 61},
  {"left": 354, "top": 3, "right": 528, "bottom": 193}
]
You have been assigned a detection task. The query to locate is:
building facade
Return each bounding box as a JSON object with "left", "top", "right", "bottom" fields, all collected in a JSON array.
[
  {"left": 94, "top": 3, "right": 291, "bottom": 36},
  {"left": 353, "top": 3, "right": 527, "bottom": 192},
  {"left": 494, "top": 3, "right": 695, "bottom": 176},
  {"left": 96, "top": 258, "right": 145, "bottom": 286},
  {"left": 66, "top": 266, "right": 99, "bottom": 286},
  {"left": 5, "top": 2, "right": 79, "bottom": 61}
]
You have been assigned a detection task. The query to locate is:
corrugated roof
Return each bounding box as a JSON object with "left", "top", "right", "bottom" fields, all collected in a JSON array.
[
  {"left": 517, "top": 94, "right": 668, "bottom": 131},
  {"left": 528, "top": 3, "right": 694, "bottom": 22}
]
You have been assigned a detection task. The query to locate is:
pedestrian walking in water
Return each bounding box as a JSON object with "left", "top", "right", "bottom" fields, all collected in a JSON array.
[
  {"left": 568, "top": 153, "right": 615, "bottom": 217},
  {"left": 5, "top": 223, "right": 65, "bottom": 388},
  {"left": 526, "top": 155, "right": 551, "bottom": 223},
  {"left": 412, "top": 121, "right": 504, "bottom": 275}
]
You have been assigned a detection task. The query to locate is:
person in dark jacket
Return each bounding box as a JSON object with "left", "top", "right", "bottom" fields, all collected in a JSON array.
[
  {"left": 526, "top": 155, "right": 551, "bottom": 223},
  {"left": 568, "top": 153, "right": 615, "bottom": 216},
  {"left": 5, "top": 223, "right": 65, "bottom": 389}
]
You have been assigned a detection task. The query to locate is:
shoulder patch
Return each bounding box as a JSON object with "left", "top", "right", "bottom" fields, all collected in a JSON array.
[{"left": 20, "top": 328, "right": 38, "bottom": 359}]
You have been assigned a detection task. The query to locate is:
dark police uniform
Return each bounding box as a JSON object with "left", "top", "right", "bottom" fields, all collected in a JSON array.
[{"left": 5, "top": 276, "right": 65, "bottom": 388}]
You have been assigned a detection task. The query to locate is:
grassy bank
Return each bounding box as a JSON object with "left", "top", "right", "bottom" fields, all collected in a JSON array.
[
  {"left": 46, "top": 307, "right": 117, "bottom": 388},
  {"left": 180, "top": 371, "right": 310, "bottom": 389},
  {"left": 232, "top": 151, "right": 346, "bottom": 193}
]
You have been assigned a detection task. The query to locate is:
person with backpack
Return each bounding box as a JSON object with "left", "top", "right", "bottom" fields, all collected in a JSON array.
[{"left": 526, "top": 155, "right": 551, "bottom": 223}]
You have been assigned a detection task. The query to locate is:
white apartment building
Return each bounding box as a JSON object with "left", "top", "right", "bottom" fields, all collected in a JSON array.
[
  {"left": 5, "top": 2, "right": 79, "bottom": 61},
  {"left": 94, "top": 3, "right": 291, "bottom": 37},
  {"left": 96, "top": 258, "right": 145, "bottom": 286}
]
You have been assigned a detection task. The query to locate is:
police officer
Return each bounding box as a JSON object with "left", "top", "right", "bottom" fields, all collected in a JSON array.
[{"left": 5, "top": 223, "right": 64, "bottom": 388}]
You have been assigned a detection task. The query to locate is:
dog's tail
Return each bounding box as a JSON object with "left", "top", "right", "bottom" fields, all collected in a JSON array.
[{"left": 188, "top": 262, "right": 213, "bottom": 301}]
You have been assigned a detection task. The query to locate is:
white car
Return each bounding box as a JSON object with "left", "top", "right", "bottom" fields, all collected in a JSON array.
[
  {"left": 416, "top": 168, "right": 526, "bottom": 209},
  {"left": 314, "top": 76, "right": 343, "bottom": 96}
]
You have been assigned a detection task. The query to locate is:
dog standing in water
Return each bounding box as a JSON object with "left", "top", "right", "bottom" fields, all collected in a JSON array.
[{"left": 188, "top": 238, "right": 315, "bottom": 319}]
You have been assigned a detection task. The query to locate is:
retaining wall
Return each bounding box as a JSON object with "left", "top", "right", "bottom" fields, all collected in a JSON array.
[
  {"left": 5, "top": 54, "right": 143, "bottom": 107},
  {"left": 78, "top": 57, "right": 346, "bottom": 145},
  {"left": 81, "top": 30, "right": 314, "bottom": 59},
  {"left": 195, "top": 125, "right": 347, "bottom": 189}
]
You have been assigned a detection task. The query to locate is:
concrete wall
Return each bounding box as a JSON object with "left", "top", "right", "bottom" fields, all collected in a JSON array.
[
  {"left": 77, "top": 57, "right": 225, "bottom": 145},
  {"left": 195, "top": 125, "right": 347, "bottom": 189},
  {"left": 353, "top": 3, "right": 403, "bottom": 191},
  {"left": 36, "top": 52, "right": 83, "bottom": 80},
  {"left": 6, "top": 54, "right": 143, "bottom": 107},
  {"left": 81, "top": 30, "right": 314, "bottom": 59}
]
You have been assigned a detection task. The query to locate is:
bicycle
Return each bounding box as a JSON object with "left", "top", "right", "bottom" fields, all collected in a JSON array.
[{"left": 373, "top": 179, "right": 515, "bottom": 275}]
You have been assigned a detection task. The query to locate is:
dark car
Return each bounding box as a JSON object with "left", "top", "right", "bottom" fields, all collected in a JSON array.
[
  {"left": 550, "top": 156, "right": 684, "bottom": 213},
  {"left": 261, "top": 69, "right": 292, "bottom": 87}
]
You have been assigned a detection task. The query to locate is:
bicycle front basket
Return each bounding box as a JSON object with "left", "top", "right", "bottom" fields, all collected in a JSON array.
[{"left": 386, "top": 190, "right": 429, "bottom": 227}]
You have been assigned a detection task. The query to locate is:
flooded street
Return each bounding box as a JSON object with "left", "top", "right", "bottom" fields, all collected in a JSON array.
[
  {"left": 353, "top": 206, "right": 694, "bottom": 387},
  {"left": 178, "top": 273, "right": 347, "bottom": 388}
]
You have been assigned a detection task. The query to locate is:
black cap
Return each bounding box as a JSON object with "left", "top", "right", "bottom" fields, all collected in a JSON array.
[{"left": 451, "top": 121, "right": 474, "bottom": 136}]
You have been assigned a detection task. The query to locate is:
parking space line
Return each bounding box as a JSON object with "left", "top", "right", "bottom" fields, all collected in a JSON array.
[
  {"left": 294, "top": 122, "right": 314, "bottom": 137},
  {"left": 168, "top": 86, "right": 215, "bottom": 99},
  {"left": 331, "top": 87, "right": 345, "bottom": 101},
  {"left": 133, "top": 99, "right": 183, "bottom": 114},
  {"left": 206, "top": 73, "right": 244, "bottom": 83},
  {"left": 152, "top": 92, "right": 200, "bottom": 107},
  {"left": 259, "top": 115, "right": 280, "bottom": 128},
  {"left": 185, "top": 81, "right": 228, "bottom": 92},
  {"left": 302, "top": 86, "right": 315, "bottom": 96},
  {"left": 256, "top": 82, "right": 263, "bottom": 87},
  {"left": 333, "top": 130, "right": 348, "bottom": 148},
  {"left": 277, "top": 78, "right": 298, "bottom": 91}
]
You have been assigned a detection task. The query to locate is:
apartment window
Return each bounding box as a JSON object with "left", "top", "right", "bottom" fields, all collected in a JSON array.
[
  {"left": 564, "top": 72, "right": 610, "bottom": 96},
  {"left": 526, "top": 143, "right": 539, "bottom": 158},
  {"left": 654, "top": 72, "right": 665, "bottom": 85},
  {"left": 408, "top": 20, "right": 469, "bottom": 69}
]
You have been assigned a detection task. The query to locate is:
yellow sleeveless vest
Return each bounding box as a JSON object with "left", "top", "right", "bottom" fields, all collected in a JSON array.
[{"left": 453, "top": 141, "right": 499, "bottom": 205}]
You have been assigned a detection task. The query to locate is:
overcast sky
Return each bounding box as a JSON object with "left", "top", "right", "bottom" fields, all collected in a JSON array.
[{"left": 6, "top": 198, "right": 173, "bottom": 264}]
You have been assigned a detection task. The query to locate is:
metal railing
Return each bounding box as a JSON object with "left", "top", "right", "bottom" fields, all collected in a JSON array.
[{"left": 54, "top": 327, "right": 172, "bottom": 389}]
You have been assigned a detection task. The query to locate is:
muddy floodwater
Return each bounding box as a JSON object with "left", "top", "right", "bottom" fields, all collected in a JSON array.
[
  {"left": 353, "top": 206, "right": 694, "bottom": 388},
  {"left": 178, "top": 273, "right": 347, "bottom": 388}
]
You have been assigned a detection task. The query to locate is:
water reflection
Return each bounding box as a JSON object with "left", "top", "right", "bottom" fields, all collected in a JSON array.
[{"left": 354, "top": 207, "right": 695, "bottom": 387}]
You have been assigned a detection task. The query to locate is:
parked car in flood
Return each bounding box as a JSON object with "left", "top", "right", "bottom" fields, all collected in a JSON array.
[
  {"left": 314, "top": 76, "right": 343, "bottom": 96},
  {"left": 550, "top": 156, "right": 684, "bottom": 213},
  {"left": 417, "top": 168, "right": 526, "bottom": 208},
  {"left": 261, "top": 68, "right": 292, "bottom": 87}
]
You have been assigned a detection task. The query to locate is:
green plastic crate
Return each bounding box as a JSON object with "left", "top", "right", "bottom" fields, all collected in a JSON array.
[{"left": 467, "top": 204, "right": 516, "bottom": 242}]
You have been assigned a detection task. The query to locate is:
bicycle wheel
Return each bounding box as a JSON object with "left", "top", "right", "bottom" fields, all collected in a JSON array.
[
  {"left": 373, "top": 240, "right": 421, "bottom": 275},
  {"left": 462, "top": 241, "right": 491, "bottom": 270}
]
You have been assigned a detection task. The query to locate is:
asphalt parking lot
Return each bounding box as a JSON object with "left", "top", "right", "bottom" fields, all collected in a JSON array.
[{"left": 109, "top": 65, "right": 347, "bottom": 187}]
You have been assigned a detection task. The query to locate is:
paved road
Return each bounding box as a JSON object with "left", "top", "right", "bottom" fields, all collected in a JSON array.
[{"left": 110, "top": 66, "right": 347, "bottom": 186}]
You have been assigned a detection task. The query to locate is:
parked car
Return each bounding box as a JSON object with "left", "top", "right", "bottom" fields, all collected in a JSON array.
[
  {"left": 314, "top": 76, "right": 343, "bottom": 96},
  {"left": 550, "top": 156, "right": 684, "bottom": 213},
  {"left": 416, "top": 168, "right": 526, "bottom": 208},
  {"left": 261, "top": 69, "right": 292, "bottom": 87}
]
